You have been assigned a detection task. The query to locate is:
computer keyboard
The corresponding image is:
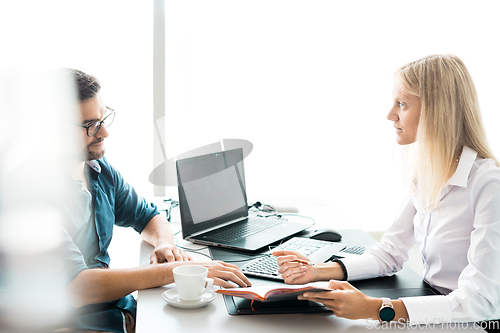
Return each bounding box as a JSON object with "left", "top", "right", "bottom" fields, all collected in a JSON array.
[
  {"left": 338, "top": 245, "right": 366, "bottom": 255},
  {"left": 203, "top": 217, "right": 282, "bottom": 243},
  {"left": 241, "top": 237, "right": 366, "bottom": 280}
]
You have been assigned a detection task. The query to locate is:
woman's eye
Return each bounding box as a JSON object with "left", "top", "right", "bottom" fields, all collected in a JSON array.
[{"left": 398, "top": 102, "right": 405, "bottom": 109}]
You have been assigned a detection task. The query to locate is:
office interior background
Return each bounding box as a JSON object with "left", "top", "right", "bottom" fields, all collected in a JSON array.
[
  {"left": 1, "top": 0, "right": 500, "bottom": 329},
  {"left": 1, "top": 1, "right": 500, "bottom": 240},
  {"left": 2, "top": 0, "right": 500, "bottom": 248}
]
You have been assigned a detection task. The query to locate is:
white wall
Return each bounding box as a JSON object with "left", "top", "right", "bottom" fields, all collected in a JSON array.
[
  {"left": 2, "top": 1, "right": 500, "bottom": 234},
  {"left": 1, "top": 0, "right": 156, "bottom": 276},
  {"left": 162, "top": 0, "right": 500, "bottom": 230},
  {"left": 0, "top": 0, "right": 154, "bottom": 196}
]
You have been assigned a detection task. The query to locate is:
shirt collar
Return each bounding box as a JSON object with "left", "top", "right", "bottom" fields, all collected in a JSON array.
[
  {"left": 446, "top": 146, "right": 477, "bottom": 188},
  {"left": 86, "top": 160, "right": 102, "bottom": 174}
]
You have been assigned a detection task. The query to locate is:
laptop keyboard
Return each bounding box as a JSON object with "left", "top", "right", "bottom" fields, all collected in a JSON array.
[
  {"left": 241, "top": 237, "right": 366, "bottom": 280},
  {"left": 203, "top": 217, "right": 282, "bottom": 243}
]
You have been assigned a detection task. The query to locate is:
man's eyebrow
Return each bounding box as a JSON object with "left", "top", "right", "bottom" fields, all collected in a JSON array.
[
  {"left": 81, "top": 107, "right": 109, "bottom": 125},
  {"left": 81, "top": 118, "right": 100, "bottom": 125}
]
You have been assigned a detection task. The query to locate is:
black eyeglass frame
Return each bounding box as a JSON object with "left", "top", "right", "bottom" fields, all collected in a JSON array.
[{"left": 78, "top": 106, "right": 115, "bottom": 137}]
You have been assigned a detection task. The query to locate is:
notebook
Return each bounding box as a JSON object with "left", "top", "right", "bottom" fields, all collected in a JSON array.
[
  {"left": 220, "top": 265, "right": 441, "bottom": 315},
  {"left": 176, "top": 148, "right": 313, "bottom": 251}
]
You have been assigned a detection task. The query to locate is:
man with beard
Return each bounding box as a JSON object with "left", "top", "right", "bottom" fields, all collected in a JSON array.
[{"left": 56, "top": 69, "right": 250, "bottom": 333}]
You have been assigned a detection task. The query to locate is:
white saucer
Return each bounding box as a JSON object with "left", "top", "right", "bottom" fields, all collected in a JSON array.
[{"left": 162, "top": 289, "right": 216, "bottom": 309}]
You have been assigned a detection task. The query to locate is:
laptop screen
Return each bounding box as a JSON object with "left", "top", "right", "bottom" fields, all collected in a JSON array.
[{"left": 176, "top": 148, "right": 248, "bottom": 237}]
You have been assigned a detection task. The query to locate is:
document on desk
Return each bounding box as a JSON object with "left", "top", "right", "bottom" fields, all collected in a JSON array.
[{"left": 216, "top": 281, "right": 331, "bottom": 302}]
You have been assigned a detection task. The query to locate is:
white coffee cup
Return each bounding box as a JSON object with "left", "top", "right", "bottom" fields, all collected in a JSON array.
[{"left": 173, "top": 265, "right": 214, "bottom": 302}]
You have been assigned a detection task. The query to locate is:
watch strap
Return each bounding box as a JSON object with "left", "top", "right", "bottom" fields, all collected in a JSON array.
[
  {"left": 381, "top": 297, "right": 392, "bottom": 307},
  {"left": 331, "top": 258, "right": 348, "bottom": 281},
  {"left": 379, "top": 297, "right": 395, "bottom": 322}
]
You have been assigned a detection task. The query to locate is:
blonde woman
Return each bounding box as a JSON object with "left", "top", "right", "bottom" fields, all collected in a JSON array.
[{"left": 274, "top": 54, "right": 500, "bottom": 325}]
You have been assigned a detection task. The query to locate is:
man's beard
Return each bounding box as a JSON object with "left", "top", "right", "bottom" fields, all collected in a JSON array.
[{"left": 85, "top": 138, "right": 105, "bottom": 161}]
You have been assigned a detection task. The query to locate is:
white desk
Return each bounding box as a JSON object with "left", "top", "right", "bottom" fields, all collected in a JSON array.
[
  {"left": 136, "top": 239, "right": 380, "bottom": 333},
  {"left": 135, "top": 219, "right": 485, "bottom": 332}
]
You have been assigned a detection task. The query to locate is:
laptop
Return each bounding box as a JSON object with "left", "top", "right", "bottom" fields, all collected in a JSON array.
[{"left": 176, "top": 148, "right": 314, "bottom": 251}]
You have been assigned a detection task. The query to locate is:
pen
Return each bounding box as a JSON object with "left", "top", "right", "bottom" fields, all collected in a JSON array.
[{"left": 294, "top": 259, "right": 314, "bottom": 266}]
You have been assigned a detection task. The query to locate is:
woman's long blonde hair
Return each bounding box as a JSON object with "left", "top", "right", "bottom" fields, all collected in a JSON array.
[{"left": 396, "top": 54, "right": 498, "bottom": 210}]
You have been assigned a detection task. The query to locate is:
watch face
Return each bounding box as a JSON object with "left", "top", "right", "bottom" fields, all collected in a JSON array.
[{"left": 379, "top": 306, "right": 396, "bottom": 322}]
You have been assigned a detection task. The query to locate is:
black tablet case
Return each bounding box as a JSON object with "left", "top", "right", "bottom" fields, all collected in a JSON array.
[{"left": 222, "top": 286, "right": 439, "bottom": 315}]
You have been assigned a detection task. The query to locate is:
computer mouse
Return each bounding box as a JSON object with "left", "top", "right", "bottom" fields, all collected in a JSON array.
[{"left": 309, "top": 228, "right": 342, "bottom": 242}]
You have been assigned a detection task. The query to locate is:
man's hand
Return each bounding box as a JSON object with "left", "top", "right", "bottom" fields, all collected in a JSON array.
[
  {"left": 142, "top": 215, "right": 193, "bottom": 263},
  {"left": 150, "top": 242, "right": 193, "bottom": 263},
  {"left": 201, "top": 261, "right": 252, "bottom": 288}
]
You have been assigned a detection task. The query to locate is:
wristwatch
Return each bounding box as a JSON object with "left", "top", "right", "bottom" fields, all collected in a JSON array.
[{"left": 378, "top": 297, "right": 396, "bottom": 322}]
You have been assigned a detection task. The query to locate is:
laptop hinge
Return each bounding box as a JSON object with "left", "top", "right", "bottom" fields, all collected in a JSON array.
[{"left": 187, "top": 216, "right": 248, "bottom": 238}]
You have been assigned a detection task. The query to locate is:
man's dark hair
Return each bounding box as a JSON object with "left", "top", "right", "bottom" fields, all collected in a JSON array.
[{"left": 70, "top": 69, "right": 101, "bottom": 103}]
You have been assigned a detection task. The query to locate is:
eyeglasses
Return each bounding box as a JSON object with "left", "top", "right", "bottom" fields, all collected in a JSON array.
[{"left": 78, "top": 107, "right": 116, "bottom": 137}]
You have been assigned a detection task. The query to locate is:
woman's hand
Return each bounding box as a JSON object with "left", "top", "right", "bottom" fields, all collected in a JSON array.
[
  {"left": 298, "top": 280, "right": 380, "bottom": 320},
  {"left": 202, "top": 261, "right": 252, "bottom": 288},
  {"left": 272, "top": 250, "right": 316, "bottom": 284},
  {"left": 150, "top": 242, "right": 193, "bottom": 263}
]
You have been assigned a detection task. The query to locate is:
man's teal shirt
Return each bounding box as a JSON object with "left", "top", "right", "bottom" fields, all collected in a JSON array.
[{"left": 55, "top": 157, "right": 159, "bottom": 333}]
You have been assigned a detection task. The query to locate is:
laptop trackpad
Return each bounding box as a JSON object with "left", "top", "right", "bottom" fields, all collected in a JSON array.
[
  {"left": 244, "top": 232, "right": 283, "bottom": 248},
  {"left": 265, "top": 222, "right": 303, "bottom": 235}
]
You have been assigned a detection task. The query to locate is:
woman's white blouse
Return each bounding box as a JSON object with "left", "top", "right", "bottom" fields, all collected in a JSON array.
[{"left": 342, "top": 146, "right": 500, "bottom": 324}]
